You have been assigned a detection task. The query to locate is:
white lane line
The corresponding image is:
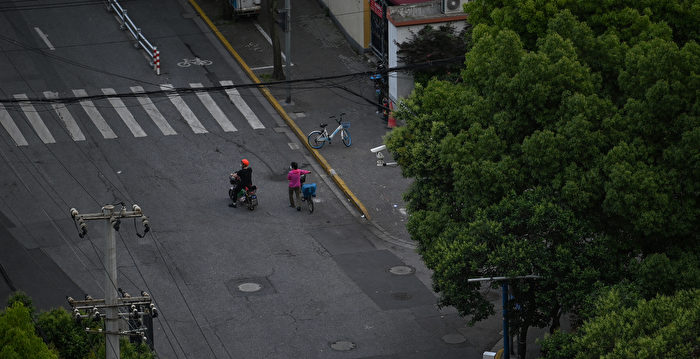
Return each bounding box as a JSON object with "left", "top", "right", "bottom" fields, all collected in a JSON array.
[
  {"left": 72, "top": 89, "right": 117, "bottom": 139},
  {"left": 130, "top": 86, "right": 176, "bottom": 136},
  {"left": 13, "top": 94, "right": 55, "bottom": 144},
  {"left": 101, "top": 88, "right": 146, "bottom": 137},
  {"left": 43, "top": 91, "right": 85, "bottom": 141},
  {"left": 160, "top": 84, "right": 207, "bottom": 134},
  {"left": 0, "top": 104, "right": 28, "bottom": 146},
  {"left": 34, "top": 27, "right": 55, "bottom": 50},
  {"left": 190, "top": 83, "right": 236, "bottom": 132},
  {"left": 254, "top": 23, "right": 288, "bottom": 62},
  {"left": 219, "top": 80, "right": 264, "bottom": 129}
]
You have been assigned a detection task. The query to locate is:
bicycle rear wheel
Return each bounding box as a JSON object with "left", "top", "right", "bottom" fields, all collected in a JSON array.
[
  {"left": 307, "top": 131, "right": 325, "bottom": 149},
  {"left": 341, "top": 129, "right": 352, "bottom": 147},
  {"left": 306, "top": 195, "right": 314, "bottom": 213}
]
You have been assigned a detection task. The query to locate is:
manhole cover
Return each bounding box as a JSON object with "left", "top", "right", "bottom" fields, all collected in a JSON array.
[
  {"left": 391, "top": 292, "right": 412, "bottom": 301},
  {"left": 441, "top": 333, "right": 466, "bottom": 344},
  {"left": 388, "top": 265, "right": 414, "bottom": 275},
  {"left": 237, "top": 282, "right": 262, "bottom": 293},
  {"left": 330, "top": 341, "right": 356, "bottom": 351}
]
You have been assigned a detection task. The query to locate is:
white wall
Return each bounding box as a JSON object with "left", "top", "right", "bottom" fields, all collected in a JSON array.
[{"left": 317, "top": 0, "right": 366, "bottom": 49}]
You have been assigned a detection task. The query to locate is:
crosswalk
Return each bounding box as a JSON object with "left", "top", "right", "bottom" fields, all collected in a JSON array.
[{"left": 0, "top": 81, "right": 265, "bottom": 147}]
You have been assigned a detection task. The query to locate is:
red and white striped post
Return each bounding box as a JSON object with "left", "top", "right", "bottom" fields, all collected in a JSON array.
[{"left": 153, "top": 48, "right": 160, "bottom": 75}]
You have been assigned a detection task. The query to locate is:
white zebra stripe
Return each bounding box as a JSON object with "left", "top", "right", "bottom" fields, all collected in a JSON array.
[
  {"left": 130, "top": 86, "right": 176, "bottom": 136},
  {"left": 160, "top": 84, "right": 207, "bottom": 134},
  {"left": 0, "top": 104, "right": 28, "bottom": 146},
  {"left": 190, "top": 83, "right": 237, "bottom": 132},
  {"left": 43, "top": 91, "right": 85, "bottom": 141},
  {"left": 72, "top": 89, "right": 117, "bottom": 139},
  {"left": 101, "top": 88, "right": 146, "bottom": 137},
  {"left": 13, "top": 94, "right": 55, "bottom": 144},
  {"left": 219, "top": 80, "right": 265, "bottom": 130}
]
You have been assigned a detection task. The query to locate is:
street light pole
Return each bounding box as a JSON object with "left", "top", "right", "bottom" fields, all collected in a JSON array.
[{"left": 468, "top": 275, "right": 541, "bottom": 359}]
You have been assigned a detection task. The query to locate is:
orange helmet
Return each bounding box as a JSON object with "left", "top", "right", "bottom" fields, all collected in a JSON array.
[{"left": 241, "top": 159, "right": 249, "bottom": 167}]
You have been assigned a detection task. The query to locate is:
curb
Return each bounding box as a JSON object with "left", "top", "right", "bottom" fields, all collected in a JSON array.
[{"left": 188, "top": 0, "right": 371, "bottom": 220}]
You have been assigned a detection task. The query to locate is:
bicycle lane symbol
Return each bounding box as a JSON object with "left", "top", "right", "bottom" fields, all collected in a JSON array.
[{"left": 177, "top": 57, "right": 213, "bottom": 67}]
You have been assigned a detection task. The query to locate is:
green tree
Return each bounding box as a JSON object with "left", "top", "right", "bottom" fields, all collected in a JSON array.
[
  {"left": 396, "top": 24, "right": 470, "bottom": 83},
  {"left": 6, "top": 291, "right": 35, "bottom": 319},
  {"left": 36, "top": 308, "right": 95, "bottom": 359},
  {"left": 542, "top": 288, "right": 700, "bottom": 359},
  {"left": 386, "top": 1, "right": 699, "bottom": 357},
  {"left": 0, "top": 302, "right": 58, "bottom": 359}
]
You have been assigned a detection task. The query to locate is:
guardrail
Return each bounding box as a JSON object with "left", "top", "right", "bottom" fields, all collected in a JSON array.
[{"left": 105, "top": 0, "right": 161, "bottom": 75}]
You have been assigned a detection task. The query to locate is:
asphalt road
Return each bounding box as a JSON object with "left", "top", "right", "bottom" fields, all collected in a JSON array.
[{"left": 0, "top": 0, "right": 509, "bottom": 358}]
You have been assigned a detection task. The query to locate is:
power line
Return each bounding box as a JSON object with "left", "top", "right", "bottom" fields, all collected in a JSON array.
[{"left": 0, "top": 57, "right": 465, "bottom": 105}]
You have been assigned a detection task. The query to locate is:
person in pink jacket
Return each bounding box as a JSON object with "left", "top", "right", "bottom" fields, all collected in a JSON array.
[{"left": 287, "top": 162, "right": 310, "bottom": 211}]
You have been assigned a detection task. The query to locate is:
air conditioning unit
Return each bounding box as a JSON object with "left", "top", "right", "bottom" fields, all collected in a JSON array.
[{"left": 442, "top": 0, "right": 468, "bottom": 14}]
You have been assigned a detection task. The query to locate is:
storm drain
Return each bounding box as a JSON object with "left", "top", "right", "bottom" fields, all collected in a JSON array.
[
  {"left": 330, "top": 341, "right": 356, "bottom": 351},
  {"left": 237, "top": 282, "right": 262, "bottom": 293},
  {"left": 388, "top": 265, "right": 414, "bottom": 275},
  {"left": 226, "top": 277, "right": 276, "bottom": 297},
  {"left": 441, "top": 333, "right": 467, "bottom": 344}
]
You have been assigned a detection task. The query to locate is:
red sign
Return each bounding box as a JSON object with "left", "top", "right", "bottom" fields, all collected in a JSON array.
[{"left": 370, "top": 0, "right": 383, "bottom": 17}]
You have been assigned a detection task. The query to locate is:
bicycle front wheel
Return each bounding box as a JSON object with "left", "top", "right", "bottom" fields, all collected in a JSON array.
[
  {"left": 306, "top": 196, "right": 314, "bottom": 213},
  {"left": 341, "top": 129, "right": 352, "bottom": 147},
  {"left": 307, "top": 131, "right": 325, "bottom": 149}
]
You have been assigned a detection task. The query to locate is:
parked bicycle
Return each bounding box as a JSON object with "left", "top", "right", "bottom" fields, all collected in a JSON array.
[
  {"left": 307, "top": 113, "right": 351, "bottom": 149},
  {"left": 300, "top": 173, "right": 316, "bottom": 213}
]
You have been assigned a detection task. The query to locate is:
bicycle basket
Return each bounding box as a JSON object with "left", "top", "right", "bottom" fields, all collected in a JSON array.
[
  {"left": 341, "top": 122, "right": 351, "bottom": 129},
  {"left": 302, "top": 183, "right": 317, "bottom": 197}
]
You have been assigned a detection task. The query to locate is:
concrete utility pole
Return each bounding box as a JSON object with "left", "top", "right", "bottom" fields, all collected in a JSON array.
[{"left": 69, "top": 203, "right": 152, "bottom": 359}]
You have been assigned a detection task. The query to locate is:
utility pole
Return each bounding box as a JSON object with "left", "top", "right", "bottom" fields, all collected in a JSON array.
[
  {"left": 69, "top": 203, "right": 153, "bottom": 359},
  {"left": 284, "top": 0, "right": 292, "bottom": 103}
]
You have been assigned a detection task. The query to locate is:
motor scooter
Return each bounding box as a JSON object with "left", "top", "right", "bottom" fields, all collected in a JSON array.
[{"left": 229, "top": 174, "right": 258, "bottom": 210}]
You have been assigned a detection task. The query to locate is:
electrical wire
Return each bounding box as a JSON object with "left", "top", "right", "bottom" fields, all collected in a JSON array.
[
  {"left": 115, "top": 229, "right": 188, "bottom": 359},
  {"left": 0, "top": 57, "right": 464, "bottom": 105}
]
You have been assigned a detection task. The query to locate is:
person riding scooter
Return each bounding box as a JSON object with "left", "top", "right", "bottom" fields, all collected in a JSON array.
[{"left": 229, "top": 159, "right": 252, "bottom": 208}]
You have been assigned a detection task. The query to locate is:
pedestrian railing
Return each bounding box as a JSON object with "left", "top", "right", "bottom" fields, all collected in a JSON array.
[{"left": 105, "top": 0, "right": 161, "bottom": 75}]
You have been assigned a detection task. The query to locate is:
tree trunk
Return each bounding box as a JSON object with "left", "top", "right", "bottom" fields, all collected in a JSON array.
[
  {"left": 517, "top": 325, "right": 528, "bottom": 359},
  {"left": 549, "top": 306, "right": 561, "bottom": 334},
  {"left": 268, "top": 0, "right": 285, "bottom": 80}
]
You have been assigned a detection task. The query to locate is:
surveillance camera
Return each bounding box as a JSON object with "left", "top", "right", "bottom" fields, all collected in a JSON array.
[{"left": 370, "top": 144, "right": 387, "bottom": 153}]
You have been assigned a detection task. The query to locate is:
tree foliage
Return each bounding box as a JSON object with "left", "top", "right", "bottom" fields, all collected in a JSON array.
[
  {"left": 2, "top": 292, "right": 155, "bottom": 359},
  {"left": 0, "top": 302, "right": 58, "bottom": 359},
  {"left": 541, "top": 288, "right": 700, "bottom": 358},
  {"left": 386, "top": 0, "right": 699, "bottom": 356},
  {"left": 396, "top": 24, "right": 469, "bottom": 83}
]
